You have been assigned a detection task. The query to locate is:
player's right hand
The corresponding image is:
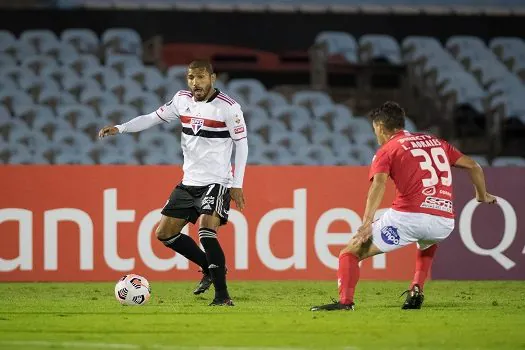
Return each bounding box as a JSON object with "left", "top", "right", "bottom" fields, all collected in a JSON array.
[
  {"left": 477, "top": 193, "right": 497, "bottom": 204},
  {"left": 98, "top": 126, "right": 119, "bottom": 139}
]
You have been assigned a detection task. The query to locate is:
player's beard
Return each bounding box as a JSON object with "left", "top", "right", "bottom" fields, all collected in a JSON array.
[{"left": 193, "top": 85, "right": 212, "bottom": 101}]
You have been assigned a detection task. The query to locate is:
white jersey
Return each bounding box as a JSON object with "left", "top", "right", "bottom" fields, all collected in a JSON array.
[{"left": 155, "top": 89, "right": 248, "bottom": 187}]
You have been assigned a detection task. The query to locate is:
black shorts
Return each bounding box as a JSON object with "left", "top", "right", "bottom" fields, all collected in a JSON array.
[{"left": 161, "top": 183, "right": 231, "bottom": 225}]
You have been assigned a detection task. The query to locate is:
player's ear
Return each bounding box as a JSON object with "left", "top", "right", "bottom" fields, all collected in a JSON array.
[{"left": 210, "top": 73, "right": 217, "bottom": 85}]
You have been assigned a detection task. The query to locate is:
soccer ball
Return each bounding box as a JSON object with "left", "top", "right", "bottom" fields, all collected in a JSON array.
[{"left": 114, "top": 274, "right": 151, "bottom": 306}]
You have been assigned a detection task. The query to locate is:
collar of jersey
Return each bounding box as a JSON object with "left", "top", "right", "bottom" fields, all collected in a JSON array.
[{"left": 195, "top": 88, "right": 220, "bottom": 103}]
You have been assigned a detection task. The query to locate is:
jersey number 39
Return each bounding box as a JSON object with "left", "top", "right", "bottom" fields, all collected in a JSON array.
[{"left": 410, "top": 147, "right": 452, "bottom": 187}]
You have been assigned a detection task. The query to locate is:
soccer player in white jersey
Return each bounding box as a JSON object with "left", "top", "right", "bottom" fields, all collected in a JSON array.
[
  {"left": 311, "top": 101, "right": 497, "bottom": 311},
  {"left": 98, "top": 60, "right": 248, "bottom": 306}
]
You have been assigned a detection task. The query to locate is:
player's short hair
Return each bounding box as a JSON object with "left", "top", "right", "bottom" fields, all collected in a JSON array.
[
  {"left": 368, "top": 101, "right": 406, "bottom": 131},
  {"left": 188, "top": 60, "right": 214, "bottom": 74}
]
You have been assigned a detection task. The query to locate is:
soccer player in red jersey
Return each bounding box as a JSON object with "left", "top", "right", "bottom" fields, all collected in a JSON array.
[{"left": 311, "top": 101, "right": 497, "bottom": 311}]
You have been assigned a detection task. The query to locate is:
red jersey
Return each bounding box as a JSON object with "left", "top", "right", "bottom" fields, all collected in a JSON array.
[{"left": 369, "top": 130, "right": 464, "bottom": 219}]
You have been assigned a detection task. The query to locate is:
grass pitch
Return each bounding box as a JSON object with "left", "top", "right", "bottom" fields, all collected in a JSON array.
[{"left": 0, "top": 281, "right": 524, "bottom": 350}]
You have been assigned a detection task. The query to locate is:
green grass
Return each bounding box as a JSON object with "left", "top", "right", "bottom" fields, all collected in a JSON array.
[{"left": 1, "top": 281, "right": 524, "bottom": 350}]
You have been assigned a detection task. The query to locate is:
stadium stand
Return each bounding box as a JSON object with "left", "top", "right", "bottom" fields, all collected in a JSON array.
[{"left": 1, "top": 23, "right": 524, "bottom": 166}]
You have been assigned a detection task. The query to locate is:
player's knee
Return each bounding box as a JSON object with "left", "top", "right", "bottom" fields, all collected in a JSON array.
[
  {"left": 199, "top": 213, "right": 220, "bottom": 230},
  {"left": 155, "top": 225, "right": 171, "bottom": 240},
  {"left": 339, "top": 240, "right": 361, "bottom": 258}
]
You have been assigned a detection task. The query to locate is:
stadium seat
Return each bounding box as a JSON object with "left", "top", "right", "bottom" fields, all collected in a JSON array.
[
  {"left": 106, "top": 54, "right": 143, "bottom": 77},
  {"left": 295, "top": 144, "right": 338, "bottom": 165},
  {"left": 0, "top": 119, "right": 30, "bottom": 143},
  {"left": 55, "top": 152, "right": 96, "bottom": 165},
  {"left": 34, "top": 116, "right": 72, "bottom": 141},
  {"left": 446, "top": 36, "right": 487, "bottom": 58},
  {"left": 306, "top": 120, "right": 333, "bottom": 145},
  {"left": 4, "top": 41, "right": 37, "bottom": 63},
  {"left": 82, "top": 66, "right": 120, "bottom": 90},
  {"left": 99, "top": 152, "right": 140, "bottom": 165},
  {"left": 490, "top": 93, "right": 525, "bottom": 119},
  {"left": 292, "top": 90, "right": 332, "bottom": 109},
  {"left": 106, "top": 78, "right": 143, "bottom": 103},
  {"left": 63, "top": 54, "right": 101, "bottom": 76},
  {"left": 0, "top": 76, "right": 17, "bottom": 91},
  {"left": 272, "top": 132, "right": 310, "bottom": 152},
  {"left": 19, "top": 76, "right": 61, "bottom": 102},
  {"left": 39, "top": 90, "right": 77, "bottom": 111},
  {"left": 0, "top": 53, "right": 16, "bottom": 68},
  {"left": 0, "top": 105, "right": 12, "bottom": 120},
  {"left": 125, "top": 66, "right": 165, "bottom": 92},
  {"left": 97, "top": 132, "right": 136, "bottom": 154},
  {"left": 162, "top": 80, "right": 187, "bottom": 101},
  {"left": 252, "top": 144, "right": 294, "bottom": 165},
  {"left": 0, "top": 65, "right": 36, "bottom": 86},
  {"left": 243, "top": 105, "right": 271, "bottom": 135},
  {"left": 166, "top": 65, "right": 188, "bottom": 82},
  {"left": 0, "top": 30, "right": 16, "bottom": 51},
  {"left": 312, "top": 104, "right": 354, "bottom": 131},
  {"left": 270, "top": 105, "right": 312, "bottom": 132},
  {"left": 61, "top": 28, "right": 99, "bottom": 54},
  {"left": 12, "top": 104, "right": 55, "bottom": 129},
  {"left": 63, "top": 76, "right": 102, "bottom": 100},
  {"left": 227, "top": 79, "right": 267, "bottom": 105},
  {"left": 492, "top": 156, "right": 525, "bottom": 167},
  {"left": 41, "top": 65, "right": 80, "bottom": 88},
  {"left": 76, "top": 112, "right": 108, "bottom": 136},
  {"left": 0, "top": 90, "right": 33, "bottom": 114},
  {"left": 52, "top": 129, "right": 93, "bottom": 153},
  {"left": 40, "top": 41, "right": 79, "bottom": 64},
  {"left": 359, "top": 34, "right": 402, "bottom": 64},
  {"left": 252, "top": 91, "right": 288, "bottom": 110},
  {"left": 101, "top": 104, "right": 139, "bottom": 125},
  {"left": 10, "top": 150, "right": 49, "bottom": 165},
  {"left": 138, "top": 131, "right": 180, "bottom": 153},
  {"left": 402, "top": 36, "right": 443, "bottom": 62},
  {"left": 102, "top": 28, "right": 142, "bottom": 56},
  {"left": 20, "top": 56, "right": 58, "bottom": 76},
  {"left": 142, "top": 149, "right": 184, "bottom": 165},
  {"left": 123, "top": 91, "right": 161, "bottom": 114},
  {"left": 263, "top": 120, "right": 288, "bottom": 144},
  {"left": 79, "top": 89, "right": 119, "bottom": 114},
  {"left": 314, "top": 31, "right": 358, "bottom": 63},
  {"left": 20, "top": 29, "right": 60, "bottom": 54},
  {"left": 57, "top": 105, "right": 98, "bottom": 128},
  {"left": 9, "top": 125, "right": 48, "bottom": 150}
]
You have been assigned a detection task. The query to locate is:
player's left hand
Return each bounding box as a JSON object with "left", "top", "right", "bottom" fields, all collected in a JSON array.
[
  {"left": 353, "top": 223, "right": 373, "bottom": 244},
  {"left": 230, "top": 188, "right": 245, "bottom": 211}
]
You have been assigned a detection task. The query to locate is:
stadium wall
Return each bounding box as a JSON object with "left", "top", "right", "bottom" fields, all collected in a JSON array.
[
  {"left": 1, "top": 166, "right": 523, "bottom": 282},
  {"left": 1, "top": 9, "right": 525, "bottom": 51}
]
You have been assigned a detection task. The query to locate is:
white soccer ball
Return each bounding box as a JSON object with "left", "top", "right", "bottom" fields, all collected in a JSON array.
[{"left": 114, "top": 274, "right": 151, "bottom": 306}]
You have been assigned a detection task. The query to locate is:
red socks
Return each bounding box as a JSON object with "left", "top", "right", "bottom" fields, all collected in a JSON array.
[
  {"left": 410, "top": 244, "right": 438, "bottom": 290},
  {"left": 337, "top": 252, "right": 360, "bottom": 305}
]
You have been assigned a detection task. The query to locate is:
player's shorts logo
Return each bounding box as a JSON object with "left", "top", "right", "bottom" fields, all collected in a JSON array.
[
  {"left": 234, "top": 125, "right": 245, "bottom": 134},
  {"left": 381, "top": 226, "right": 400, "bottom": 245},
  {"left": 191, "top": 118, "right": 204, "bottom": 134}
]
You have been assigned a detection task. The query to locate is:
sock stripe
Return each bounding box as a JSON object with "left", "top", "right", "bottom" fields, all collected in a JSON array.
[
  {"left": 199, "top": 228, "right": 217, "bottom": 240},
  {"left": 161, "top": 233, "right": 181, "bottom": 246}
]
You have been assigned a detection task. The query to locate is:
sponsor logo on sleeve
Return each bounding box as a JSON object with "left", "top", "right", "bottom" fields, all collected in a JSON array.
[{"left": 234, "top": 125, "right": 245, "bottom": 134}]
